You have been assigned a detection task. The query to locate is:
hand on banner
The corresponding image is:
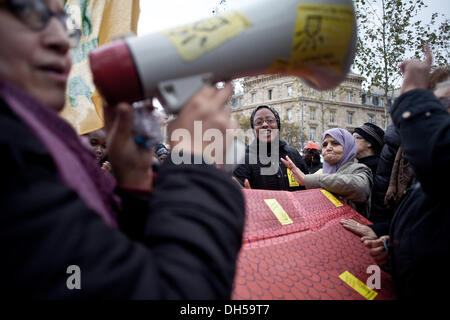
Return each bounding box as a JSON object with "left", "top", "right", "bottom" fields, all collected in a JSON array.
[
  {"left": 363, "top": 235, "right": 390, "bottom": 266},
  {"left": 340, "top": 219, "right": 377, "bottom": 240},
  {"left": 103, "top": 102, "right": 153, "bottom": 191},
  {"left": 244, "top": 179, "right": 252, "bottom": 189},
  {"left": 280, "top": 155, "right": 305, "bottom": 186}
]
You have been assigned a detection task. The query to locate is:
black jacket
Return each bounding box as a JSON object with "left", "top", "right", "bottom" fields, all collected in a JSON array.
[
  {"left": 357, "top": 155, "right": 379, "bottom": 177},
  {"left": 369, "top": 124, "right": 401, "bottom": 225},
  {"left": 305, "top": 160, "right": 323, "bottom": 174},
  {"left": 387, "top": 89, "right": 450, "bottom": 299},
  {"left": 233, "top": 140, "right": 309, "bottom": 191},
  {"left": 0, "top": 101, "right": 245, "bottom": 299}
]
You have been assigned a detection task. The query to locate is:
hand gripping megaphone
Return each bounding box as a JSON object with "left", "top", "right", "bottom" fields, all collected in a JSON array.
[{"left": 89, "top": 0, "right": 357, "bottom": 113}]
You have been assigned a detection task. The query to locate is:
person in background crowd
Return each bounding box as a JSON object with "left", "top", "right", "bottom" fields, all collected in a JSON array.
[
  {"left": 359, "top": 46, "right": 450, "bottom": 299},
  {"left": 281, "top": 128, "right": 373, "bottom": 217},
  {"left": 0, "top": 0, "right": 244, "bottom": 299},
  {"left": 367, "top": 124, "right": 402, "bottom": 225},
  {"left": 353, "top": 122, "right": 385, "bottom": 176},
  {"left": 302, "top": 141, "right": 322, "bottom": 174},
  {"left": 341, "top": 66, "right": 449, "bottom": 239},
  {"left": 233, "top": 104, "right": 309, "bottom": 191},
  {"left": 430, "top": 66, "right": 450, "bottom": 112},
  {"left": 85, "top": 128, "right": 112, "bottom": 173}
]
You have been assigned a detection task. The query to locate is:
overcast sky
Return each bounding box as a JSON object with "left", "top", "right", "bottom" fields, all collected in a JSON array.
[{"left": 138, "top": 0, "right": 450, "bottom": 35}]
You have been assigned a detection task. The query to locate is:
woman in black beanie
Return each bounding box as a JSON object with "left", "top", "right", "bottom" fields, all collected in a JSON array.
[{"left": 353, "top": 122, "right": 385, "bottom": 175}]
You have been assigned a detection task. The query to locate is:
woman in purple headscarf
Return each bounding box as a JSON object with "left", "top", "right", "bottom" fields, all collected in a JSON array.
[{"left": 282, "top": 128, "right": 373, "bottom": 216}]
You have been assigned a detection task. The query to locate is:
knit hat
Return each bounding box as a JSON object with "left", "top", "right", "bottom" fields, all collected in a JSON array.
[
  {"left": 250, "top": 105, "right": 280, "bottom": 130},
  {"left": 354, "top": 122, "right": 385, "bottom": 154}
]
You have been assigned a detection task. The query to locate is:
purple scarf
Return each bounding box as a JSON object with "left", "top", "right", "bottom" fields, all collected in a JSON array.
[
  {"left": 322, "top": 128, "right": 356, "bottom": 174},
  {"left": 0, "top": 77, "right": 119, "bottom": 228}
]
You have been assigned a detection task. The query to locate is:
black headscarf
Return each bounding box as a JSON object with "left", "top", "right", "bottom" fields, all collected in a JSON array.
[{"left": 250, "top": 105, "right": 280, "bottom": 130}]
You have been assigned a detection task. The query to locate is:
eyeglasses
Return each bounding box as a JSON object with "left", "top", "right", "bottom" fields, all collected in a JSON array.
[
  {"left": 253, "top": 117, "right": 277, "bottom": 127},
  {"left": 5, "top": 0, "right": 81, "bottom": 48}
]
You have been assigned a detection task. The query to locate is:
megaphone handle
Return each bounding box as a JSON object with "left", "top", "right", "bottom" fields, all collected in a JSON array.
[{"left": 157, "top": 73, "right": 214, "bottom": 114}]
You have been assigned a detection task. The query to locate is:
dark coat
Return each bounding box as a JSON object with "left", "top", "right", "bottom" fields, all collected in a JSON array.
[
  {"left": 387, "top": 89, "right": 450, "bottom": 299},
  {"left": 357, "top": 155, "right": 379, "bottom": 177},
  {"left": 0, "top": 100, "right": 245, "bottom": 299},
  {"left": 369, "top": 124, "right": 401, "bottom": 224},
  {"left": 306, "top": 161, "right": 323, "bottom": 174},
  {"left": 233, "top": 140, "right": 309, "bottom": 191}
]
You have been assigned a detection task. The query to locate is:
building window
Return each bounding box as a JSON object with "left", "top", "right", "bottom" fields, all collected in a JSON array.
[
  {"left": 251, "top": 93, "right": 256, "bottom": 103},
  {"left": 380, "top": 98, "right": 384, "bottom": 107},
  {"left": 268, "top": 89, "right": 273, "bottom": 100},
  {"left": 373, "top": 96, "right": 379, "bottom": 106},
  {"left": 287, "top": 85, "right": 292, "bottom": 97},
  {"left": 287, "top": 108, "right": 292, "bottom": 121},
  {"left": 330, "top": 110, "right": 335, "bottom": 123},
  {"left": 310, "top": 87, "right": 315, "bottom": 96},
  {"left": 239, "top": 98, "right": 243, "bottom": 106},
  {"left": 362, "top": 94, "right": 366, "bottom": 104},
  {"left": 382, "top": 116, "right": 387, "bottom": 128},
  {"left": 387, "top": 98, "right": 392, "bottom": 107},
  {"left": 310, "top": 108, "right": 316, "bottom": 121},
  {"left": 347, "top": 112, "right": 353, "bottom": 125},
  {"left": 330, "top": 91, "right": 334, "bottom": 100},
  {"left": 348, "top": 92, "right": 353, "bottom": 102},
  {"left": 368, "top": 114, "right": 374, "bottom": 124},
  {"left": 310, "top": 127, "right": 316, "bottom": 141}
]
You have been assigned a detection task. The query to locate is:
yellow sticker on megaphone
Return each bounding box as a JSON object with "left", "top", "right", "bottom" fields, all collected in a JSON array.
[
  {"left": 163, "top": 11, "right": 252, "bottom": 62},
  {"left": 291, "top": 4, "right": 354, "bottom": 73},
  {"left": 266, "top": 4, "right": 354, "bottom": 77}
]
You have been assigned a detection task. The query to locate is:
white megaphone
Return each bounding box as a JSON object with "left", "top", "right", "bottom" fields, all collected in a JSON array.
[{"left": 89, "top": 0, "right": 356, "bottom": 113}]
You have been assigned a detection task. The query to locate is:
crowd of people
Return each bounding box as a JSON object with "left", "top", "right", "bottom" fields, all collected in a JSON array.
[{"left": 0, "top": 0, "right": 448, "bottom": 300}]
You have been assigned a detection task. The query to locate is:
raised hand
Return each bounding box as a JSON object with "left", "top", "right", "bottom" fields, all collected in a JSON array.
[
  {"left": 167, "top": 83, "right": 235, "bottom": 163},
  {"left": 400, "top": 44, "right": 433, "bottom": 94},
  {"left": 363, "top": 235, "right": 390, "bottom": 266},
  {"left": 280, "top": 155, "right": 306, "bottom": 186},
  {"left": 103, "top": 102, "right": 153, "bottom": 191}
]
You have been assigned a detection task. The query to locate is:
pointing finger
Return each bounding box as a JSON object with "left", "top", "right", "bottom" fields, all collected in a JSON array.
[{"left": 423, "top": 43, "right": 432, "bottom": 67}]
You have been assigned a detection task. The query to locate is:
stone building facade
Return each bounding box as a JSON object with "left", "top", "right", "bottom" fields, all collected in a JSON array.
[{"left": 230, "top": 73, "right": 396, "bottom": 150}]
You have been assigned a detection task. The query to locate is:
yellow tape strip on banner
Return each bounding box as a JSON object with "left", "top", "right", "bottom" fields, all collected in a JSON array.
[
  {"left": 287, "top": 169, "right": 300, "bottom": 187},
  {"left": 321, "top": 189, "right": 343, "bottom": 207},
  {"left": 264, "top": 199, "right": 293, "bottom": 225},
  {"left": 163, "top": 11, "right": 252, "bottom": 61},
  {"left": 339, "top": 271, "right": 378, "bottom": 300}
]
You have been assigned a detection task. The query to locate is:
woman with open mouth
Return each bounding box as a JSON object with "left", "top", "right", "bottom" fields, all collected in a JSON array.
[{"left": 233, "top": 104, "right": 309, "bottom": 191}]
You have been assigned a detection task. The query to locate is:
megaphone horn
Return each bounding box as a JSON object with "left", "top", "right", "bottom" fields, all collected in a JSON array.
[{"left": 89, "top": 0, "right": 357, "bottom": 113}]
